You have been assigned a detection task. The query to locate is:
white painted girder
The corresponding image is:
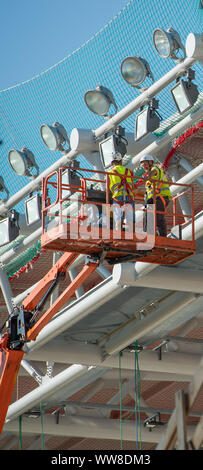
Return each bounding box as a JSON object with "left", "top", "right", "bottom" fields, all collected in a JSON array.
[
  {"left": 5, "top": 364, "right": 108, "bottom": 424},
  {"left": 27, "top": 342, "right": 203, "bottom": 377},
  {"left": 3, "top": 414, "right": 196, "bottom": 443}
]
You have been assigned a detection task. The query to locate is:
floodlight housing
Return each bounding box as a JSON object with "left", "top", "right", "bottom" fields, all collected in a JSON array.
[
  {"left": 186, "top": 32, "right": 203, "bottom": 64},
  {"left": 25, "top": 193, "right": 42, "bottom": 226},
  {"left": 8, "top": 147, "right": 39, "bottom": 178},
  {"left": 0, "top": 176, "right": 9, "bottom": 201},
  {"left": 84, "top": 85, "right": 117, "bottom": 117},
  {"left": 61, "top": 163, "right": 81, "bottom": 199},
  {"left": 0, "top": 211, "right": 19, "bottom": 246},
  {"left": 121, "top": 56, "right": 154, "bottom": 89},
  {"left": 153, "top": 27, "right": 185, "bottom": 62},
  {"left": 171, "top": 69, "right": 199, "bottom": 114},
  {"left": 135, "top": 99, "right": 161, "bottom": 141},
  {"left": 99, "top": 129, "right": 127, "bottom": 169},
  {"left": 40, "top": 122, "right": 69, "bottom": 151}
]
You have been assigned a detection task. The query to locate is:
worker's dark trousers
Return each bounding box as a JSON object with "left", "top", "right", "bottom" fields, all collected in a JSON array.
[{"left": 145, "top": 196, "right": 169, "bottom": 237}]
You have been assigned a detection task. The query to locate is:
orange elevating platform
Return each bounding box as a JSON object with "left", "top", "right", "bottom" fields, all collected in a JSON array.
[
  {"left": 0, "top": 165, "right": 196, "bottom": 436},
  {"left": 41, "top": 166, "right": 196, "bottom": 266}
]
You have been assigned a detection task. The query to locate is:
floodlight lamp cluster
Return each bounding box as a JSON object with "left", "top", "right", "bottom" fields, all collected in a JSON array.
[
  {"left": 3, "top": 119, "right": 72, "bottom": 246},
  {"left": 2, "top": 27, "right": 201, "bottom": 245}
]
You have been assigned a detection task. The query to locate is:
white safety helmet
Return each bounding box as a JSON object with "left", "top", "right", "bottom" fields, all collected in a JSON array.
[
  {"left": 111, "top": 151, "right": 123, "bottom": 162},
  {"left": 140, "top": 155, "right": 155, "bottom": 163}
]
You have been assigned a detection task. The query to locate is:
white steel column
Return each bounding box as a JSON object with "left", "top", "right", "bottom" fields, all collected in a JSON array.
[
  {"left": 0, "top": 266, "right": 14, "bottom": 314},
  {"left": 168, "top": 164, "right": 192, "bottom": 219},
  {"left": 178, "top": 156, "right": 203, "bottom": 188}
]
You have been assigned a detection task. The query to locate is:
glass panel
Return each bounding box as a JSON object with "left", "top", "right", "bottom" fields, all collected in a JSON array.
[{"left": 136, "top": 108, "right": 148, "bottom": 140}]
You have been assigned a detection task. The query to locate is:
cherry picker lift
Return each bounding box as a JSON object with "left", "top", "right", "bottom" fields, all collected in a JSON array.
[{"left": 0, "top": 166, "right": 196, "bottom": 435}]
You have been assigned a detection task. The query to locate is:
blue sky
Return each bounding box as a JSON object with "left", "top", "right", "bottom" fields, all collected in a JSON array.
[{"left": 0, "top": 0, "right": 129, "bottom": 90}]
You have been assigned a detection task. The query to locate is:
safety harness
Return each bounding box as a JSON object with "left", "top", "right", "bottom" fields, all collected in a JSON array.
[
  {"left": 145, "top": 166, "right": 171, "bottom": 207},
  {"left": 110, "top": 167, "right": 134, "bottom": 205}
]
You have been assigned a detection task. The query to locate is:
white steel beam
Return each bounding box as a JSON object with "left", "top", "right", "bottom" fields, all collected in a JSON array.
[
  {"left": 3, "top": 414, "right": 196, "bottom": 443},
  {"left": 102, "top": 293, "right": 199, "bottom": 356},
  {"left": 112, "top": 266, "right": 203, "bottom": 293},
  {"left": 5, "top": 364, "right": 108, "bottom": 424},
  {"left": 23, "top": 277, "right": 122, "bottom": 354},
  {"left": 27, "top": 341, "right": 203, "bottom": 378}
]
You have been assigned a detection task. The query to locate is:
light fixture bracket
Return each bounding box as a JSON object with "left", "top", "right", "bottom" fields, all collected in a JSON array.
[
  {"left": 0, "top": 176, "right": 9, "bottom": 202},
  {"left": 22, "top": 146, "right": 39, "bottom": 179},
  {"left": 166, "top": 27, "right": 186, "bottom": 62}
]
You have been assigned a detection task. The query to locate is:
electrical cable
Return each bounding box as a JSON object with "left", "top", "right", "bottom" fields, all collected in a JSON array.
[
  {"left": 40, "top": 402, "right": 44, "bottom": 450},
  {"left": 19, "top": 415, "right": 23, "bottom": 450},
  {"left": 119, "top": 351, "right": 123, "bottom": 450},
  {"left": 119, "top": 343, "right": 142, "bottom": 450}
]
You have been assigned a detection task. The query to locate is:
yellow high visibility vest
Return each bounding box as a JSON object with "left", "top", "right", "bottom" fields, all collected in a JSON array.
[
  {"left": 108, "top": 165, "right": 134, "bottom": 200},
  {"left": 146, "top": 166, "right": 171, "bottom": 201}
]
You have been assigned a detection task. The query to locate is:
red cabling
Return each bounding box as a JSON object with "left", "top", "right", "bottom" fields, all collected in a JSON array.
[
  {"left": 9, "top": 249, "right": 45, "bottom": 281},
  {"left": 161, "top": 120, "right": 203, "bottom": 172}
]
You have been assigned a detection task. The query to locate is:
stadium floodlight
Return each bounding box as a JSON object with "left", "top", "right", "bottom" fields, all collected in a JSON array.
[
  {"left": 99, "top": 126, "right": 127, "bottom": 169},
  {"left": 61, "top": 161, "right": 81, "bottom": 200},
  {"left": 153, "top": 27, "right": 185, "bottom": 62},
  {"left": 0, "top": 211, "right": 19, "bottom": 246},
  {"left": 0, "top": 176, "right": 9, "bottom": 201},
  {"left": 84, "top": 85, "right": 117, "bottom": 117},
  {"left": 171, "top": 68, "right": 199, "bottom": 114},
  {"left": 8, "top": 147, "right": 39, "bottom": 179},
  {"left": 135, "top": 98, "right": 161, "bottom": 141},
  {"left": 121, "top": 56, "right": 154, "bottom": 90},
  {"left": 40, "top": 122, "right": 70, "bottom": 151},
  {"left": 25, "top": 193, "right": 42, "bottom": 226}
]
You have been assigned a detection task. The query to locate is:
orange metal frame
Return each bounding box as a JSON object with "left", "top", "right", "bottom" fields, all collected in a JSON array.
[
  {"left": 0, "top": 334, "right": 24, "bottom": 434},
  {"left": 0, "top": 251, "right": 98, "bottom": 434},
  {"left": 26, "top": 257, "right": 98, "bottom": 341}
]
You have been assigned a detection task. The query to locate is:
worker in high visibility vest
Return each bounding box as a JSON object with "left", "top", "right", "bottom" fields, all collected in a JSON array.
[
  {"left": 108, "top": 152, "right": 135, "bottom": 231},
  {"left": 140, "top": 155, "right": 171, "bottom": 237}
]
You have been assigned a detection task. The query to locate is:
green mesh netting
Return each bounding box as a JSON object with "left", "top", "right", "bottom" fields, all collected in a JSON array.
[
  {"left": 0, "top": 0, "right": 202, "bottom": 277},
  {"left": 4, "top": 240, "right": 42, "bottom": 279}
]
